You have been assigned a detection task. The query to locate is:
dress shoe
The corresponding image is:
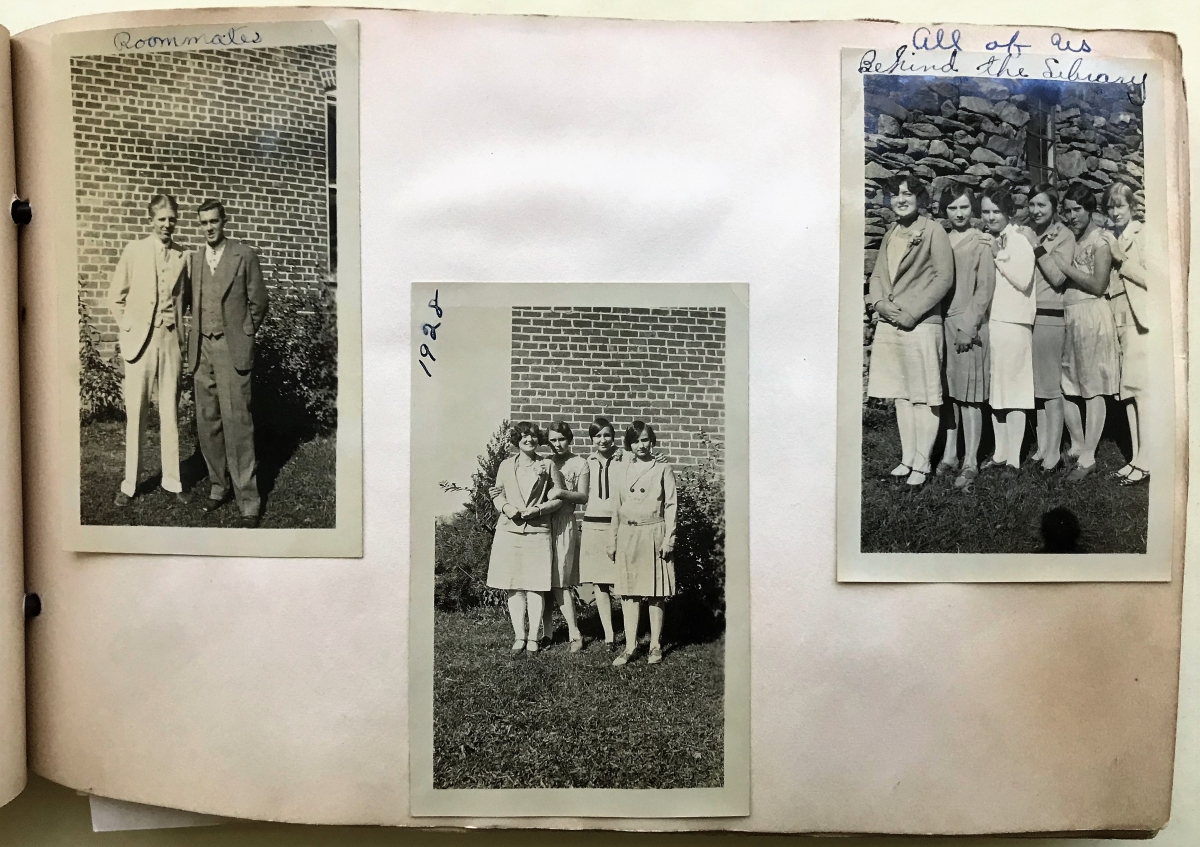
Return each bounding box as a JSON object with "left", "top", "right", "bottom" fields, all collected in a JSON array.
[
  {"left": 238, "top": 514, "right": 261, "bottom": 529},
  {"left": 201, "top": 495, "right": 230, "bottom": 513},
  {"left": 166, "top": 489, "right": 192, "bottom": 505}
]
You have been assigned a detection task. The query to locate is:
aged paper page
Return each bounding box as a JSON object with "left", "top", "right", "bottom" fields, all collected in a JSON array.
[
  {"left": 13, "top": 7, "right": 1189, "bottom": 833},
  {"left": 0, "top": 25, "right": 28, "bottom": 811}
]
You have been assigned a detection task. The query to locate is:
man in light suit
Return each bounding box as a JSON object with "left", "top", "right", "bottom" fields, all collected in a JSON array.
[
  {"left": 110, "top": 193, "right": 190, "bottom": 506},
  {"left": 187, "top": 200, "right": 269, "bottom": 527}
]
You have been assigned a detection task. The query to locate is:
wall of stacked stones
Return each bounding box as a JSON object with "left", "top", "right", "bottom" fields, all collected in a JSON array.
[{"left": 863, "top": 75, "right": 1146, "bottom": 280}]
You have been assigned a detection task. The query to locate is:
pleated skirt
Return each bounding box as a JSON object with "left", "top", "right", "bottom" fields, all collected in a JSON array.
[
  {"left": 614, "top": 521, "right": 675, "bottom": 599},
  {"left": 944, "top": 319, "right": 989, "bottom": 403},
  {"left": 486, "top": 529, "right": 553, "bottom": 592},
  {"left": 1032, "top": 318, "right": 1066, "bottom": 400},
  {"left": 1062, "top": 299, "right": 1120, "bottom": 399},
  {"left": 867, "top": 321, "right": 944, "bottom": 405},
  {"left": 578, "top": 519, "right": 617, "bottom": 585},
  {"left": 988, "top": 321, "right": 1034, "bottom": 410}
]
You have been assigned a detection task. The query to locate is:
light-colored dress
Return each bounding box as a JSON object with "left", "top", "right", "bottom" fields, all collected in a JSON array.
[
  {"left": 1031, "top": 222, "right": 1075, "bottom": 400},
  {"left": 865, "top": 215, "right": 955, "bottom": 404},
  {"left": 486, "top": 455, "right": 562, "bottom": 592},
  {"left": 1110, "top": 220, "right": 1149, "bottom": 401},
  {"left": 611, "top": 458, "right": 678, "bottom": 599},
  {"left": 986, "top": 223, "right": 1036, "bottom": 410},
  {"left": 1062, "top": 228, "right": 1121, "bottom": 399},
  {"left": 549, "top": 453, "right": 588, "bottom": 589},
  {"left": 943, "top": 228, "right": 995, "bottom": 403},
  {"left": 578, "top": 450, "right": 621, "bottom": 585}
]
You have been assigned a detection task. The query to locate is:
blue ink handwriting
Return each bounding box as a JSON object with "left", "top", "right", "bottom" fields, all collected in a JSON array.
[
  {"left": 911, "top": 27, "right": 962, "bottom": 51},
  {"left": 859, "top": 46, "right": 960, "bottom": 75},
  {"left": 984, "top": 30, "right": 1031, "bottom": 57},
  {"left": 1050, "top": 33, "right": 1091, "bottom": 53}
]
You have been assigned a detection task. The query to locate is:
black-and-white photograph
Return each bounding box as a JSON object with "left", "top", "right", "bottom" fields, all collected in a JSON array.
[
  {"left": 61, "top": 22, "right": 362, "bottom": 554},
  {"left": 844, "top": 67, "right": 1175, "bottom": 567},
  {"left": 409, "top": 283, "right": 749, "bottom": 817}
]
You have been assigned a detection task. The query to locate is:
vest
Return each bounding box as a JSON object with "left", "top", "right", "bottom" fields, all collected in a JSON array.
[{"left": 200, "top": 252, "right": 225, "bottom": 337}]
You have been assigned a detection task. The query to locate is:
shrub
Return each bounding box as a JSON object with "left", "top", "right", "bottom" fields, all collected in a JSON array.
[
  {"left": 78, "top": 290, "right": 124, "bottom": 423},
  {"left": 253, "top": 279, "right": 338, "bottom": 438},
  {"left": 434, "top": 421, "right": 512, "bottom": 611},
  {"left": 668, "top": 432, "right": 726, "bottom": 641}
]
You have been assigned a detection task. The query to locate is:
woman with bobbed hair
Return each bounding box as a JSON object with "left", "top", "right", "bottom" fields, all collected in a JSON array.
[
  {"left": 1103, "top": 182, "right": 1150, "bottom": 486},
  {"left": 543, "top": 420, "right": 588, "bottom": 651},
  {"left": 934, "top": 185, "right": 995, "bottom": 490},
  {"left": 577, "top": 416, "right": 623, "bottom": 647},
  {"left": 486, "top": 421, "right": 565, "bottom": 653},
  {"left": 978, "top": 185, "right": 1036, "bottom": 474},
  {"left": 1055, "top": 182, "right": 1120, "bottom": 482},
  {"left": 1024, "top": 183, "right": 1076, "bottom": 473},
  {"left": 865, "top": 172, "right": 955, "bottom": 488},
  {"left": 607, "top": 421, "right": 677, "bottom": 666}
]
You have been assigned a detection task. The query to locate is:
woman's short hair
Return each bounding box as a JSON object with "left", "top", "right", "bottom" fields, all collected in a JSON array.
[
  {"left": 883, "top": 171, "right": 929, "bottom": 208},
  {"left": 1062, "top": 182, "right": 1098, "bottom": 214},
  {"left": 547, "top": 420, "right": 574, "bottom": 443},
  {"left": 1103, "top": 182, "right": 1137, "bottom": 211},
  {"left": 980, "top": 185, "right": 1016, "bottom": 218},
  {"left": 938, "top": 185, "right": 978, "bottom": 217},
  {"left": 624, "top": 420, "right": 657, "bottom": 449},
  {"left": 508, "top": 421, "right": 543, "bottom": 446},
  {"left": 588, "top": 416, "right": 614, "bottom": 438},
  {"left": 1028, "top": 182, "right": 1060, "bottom": 212}
]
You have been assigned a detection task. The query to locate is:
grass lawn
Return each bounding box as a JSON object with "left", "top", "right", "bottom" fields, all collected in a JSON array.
[
  {"left": 80, "top": 418, "right": 336, "bottom": 528},
  {"left": 860, "top": 404, "right": 1149, "bottom": 554},
  {"left": 433, "top": 605, "right": 725, "bottom": 789}
]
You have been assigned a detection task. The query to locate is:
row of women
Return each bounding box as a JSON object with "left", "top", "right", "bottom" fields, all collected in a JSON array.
[
  {"left": 866, "top": 171, "right": 1150, "bottom": 490},
  {"left": 485, "top": 417, "right": 678, "bottom": 666}
]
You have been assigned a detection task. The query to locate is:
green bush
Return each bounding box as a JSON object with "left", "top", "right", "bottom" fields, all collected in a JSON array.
[
  {"left": 253, "top": 280, "right": 339, "bottom": 438},
  {"left": 78, "top": 291, "right": 124, "bottom": 423}
]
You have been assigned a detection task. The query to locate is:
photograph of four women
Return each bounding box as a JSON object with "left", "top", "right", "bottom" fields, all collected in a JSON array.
[
  {"left": 866, "top": 172, "right": 1150, "bottom": 495},
  {"left": 485, "top": 417, "right": 678, "bottom": 666}
]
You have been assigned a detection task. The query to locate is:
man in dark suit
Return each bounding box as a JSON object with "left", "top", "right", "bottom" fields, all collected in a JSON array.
[{"left": 187, "top": 200, "right": 269, "bottom": 527}]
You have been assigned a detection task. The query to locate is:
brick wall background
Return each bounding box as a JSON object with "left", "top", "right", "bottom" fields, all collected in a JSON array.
[
  {"left": 510, "top": 307, "right": 726, "bottom": 469},
  {"left": 863, "top": 75, "right": 1145, "bottom": 278},
  {"left": 72, "top": 44, "right": 336, "bottom": 357}
]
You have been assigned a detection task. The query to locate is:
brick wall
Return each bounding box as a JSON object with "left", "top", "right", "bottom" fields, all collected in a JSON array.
[
  {"left": 72, "top": 44, "right": 336, "bottom": 356},
  {"left": 510, "top": 307, "right": 725, "bottom": 469}
]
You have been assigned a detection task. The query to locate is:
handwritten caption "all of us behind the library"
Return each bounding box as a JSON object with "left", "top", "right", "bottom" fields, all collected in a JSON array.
[{"left": 859, "top": 27, "right": 1148, "bottom": 94}]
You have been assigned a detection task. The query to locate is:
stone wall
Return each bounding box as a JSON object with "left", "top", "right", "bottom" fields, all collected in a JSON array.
[
  {"left": 72, "top": 44, "right": 336, "bottom": 358},
  {"left": 510, "top": 307, "right": 725, "bottom": 469},
  {"left": 863, "top": 75, "right": 1146, "bottom": 278}
]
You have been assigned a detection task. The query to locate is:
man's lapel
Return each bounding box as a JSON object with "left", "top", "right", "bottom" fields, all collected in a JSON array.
[{"left": 213, "top": 240, "right": 238, "bottom": 301}]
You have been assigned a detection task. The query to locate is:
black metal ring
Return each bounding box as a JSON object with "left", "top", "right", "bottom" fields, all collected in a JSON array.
[{"left": 10, "top": 199, "right": 31, "bottom": 226}]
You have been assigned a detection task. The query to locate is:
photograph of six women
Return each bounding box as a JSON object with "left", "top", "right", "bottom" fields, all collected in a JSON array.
[
  {"left": 866, "top": 171, "right": 1149, "bottom": 494},
  {"left": 485, "top": 417, "right": 679, "bottom": 666}
]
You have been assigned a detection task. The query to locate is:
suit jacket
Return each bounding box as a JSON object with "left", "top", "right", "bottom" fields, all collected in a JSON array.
[
  {"left": 108, "top": 235, "right": 189, "bottom": 363},
  {"left": 866, "top": 215, "right": 954, "bottom": 328},
  {"left": 186, "top": 239, "right": 268, "bottom": 373}
]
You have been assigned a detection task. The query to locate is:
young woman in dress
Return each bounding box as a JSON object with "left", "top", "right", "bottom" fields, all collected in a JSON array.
[
  {"left": 577, "top": 417, "right": 623, "bottom": 648},
  {"left": 934, "top": 186, "right": 995, "bottom": 491},
  {"left": 607, "top": 421, "right": 677, "bottom": 667},
  {"left": 978, "top": 186, "right": 1036, "bottom": 474},
  {"left": 1024, "top": 184, "right": 1076, "bottom": 473},
  {"left": 486, "top": 422, "right": 564, "bottom": 653},
  {"left": 1055, "top": 183, "right": 1121, "bottom": 482},
  {"left": 1104, "top": 182, "right": 1150, "bottom": 486},
  {"left": 865, "top": 172, "right": 955, "bottom": 488},
  {"left": 543, "top": 421, "right": 588, "bottom": 652}
]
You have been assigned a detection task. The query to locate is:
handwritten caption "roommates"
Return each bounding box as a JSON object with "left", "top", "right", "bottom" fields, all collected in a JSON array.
[{"left": 113, "top": 26, "right": 263, "bottom": 50}]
